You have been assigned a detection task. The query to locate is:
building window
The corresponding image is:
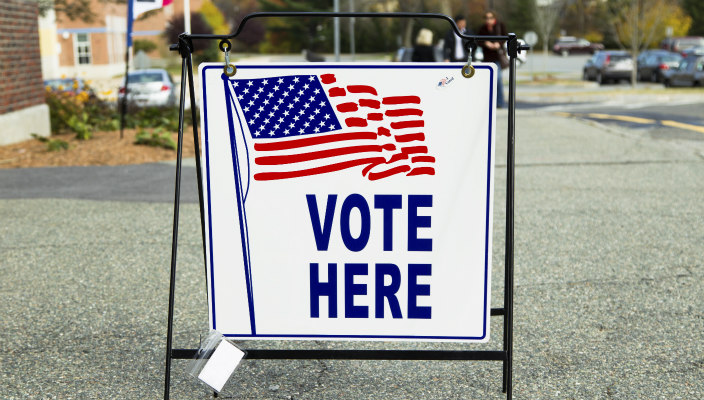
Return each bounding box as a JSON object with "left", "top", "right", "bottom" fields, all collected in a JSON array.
[{"left": 74, "top": 33, "right": 91, "bottom": 65}]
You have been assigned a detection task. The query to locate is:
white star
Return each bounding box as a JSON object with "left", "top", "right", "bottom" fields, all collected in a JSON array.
[
  {"left": 293, "top": 77, "right": 300, "bottom": 83},
  {"left": 319, "top": 120, "right": 325, "bottom": 127},
  {"left": 237, "top": 94, "right": 244, "bottom": 100},
  {"left": 289, "top": 123, "right": 295, "bottom": 128},
  {"left": 308, "top": 96, "right": 315, "bottom": 102},
  {"left": 278, "top": 78, "right": 284, "bottom": 84},
  {"left": 308, "top": 76, "right": 315, "bottom": 81},
  {"left": 282, "top": 91, "right": 289, "bottom": 97},
  {"left": 287, "top": 103, "right": 294, "bottom": 109},
  {"left": 314, "top": 127, "right": 320, "bottom": 133},
  {"left": 298, "top": 109, "right": 305, "bottom": 115},
  {"left": 299, "top": 128, "right": 304, "bottom": 134},
  {"left": 273, "top": 123, "right": 280, "bottom": 130},
  {"left": 283, "top": 110, "right": 290, "bottom": 116},
  {"left": 243, "top": 106, "right": 250, "bottom": 112},
  {"left": 233, "top": 82, "right": 239, "bottom": 87},
  {"left": 314, "top": 108, "right": 320, "bottom": 114},
  {"left": 253, "top": 130, "right": 260, "bottom": 136},
  {"left": 293, "top": 115, "right": 300, "bottom": 121},
  {"left": 268, "top": 111, "right": 274, "bottom": 117},
  {"left": 263, "top": 118, "right": 270, "bottom": 124},
  {"left": 314, "top": 88, "right": 320, "bottom": 94},
  {"left": 308, "top": 114, "right": 314, "bottom": 120},
  {"left": 293, "top": 97, "right": 300, "bottom": 103},
  {"left": 288, "top": 84, "right": 294, "bottom": 90},
  {"left": 247, "top": 81, "right": 253, "bottom": 87},
  {"left": 262, "top": 79, "right": 268, "bottom": 85},
  {"left": 267, "top": 92, "right": 274, "bottom": 98},
  {"left": 248, "top": 100, "right": 254, "bottom": 106},
  {"left": 303, "top": 102, "right": 310, "bottom": 109},
  {"left": 277, "top": 98, "right": 284, "bottom": 104},
  {"left": 278, "top": 117, "right": 284, "bottom": 123},
  {"left": 319, "top": 101, "right": 326, "bottom": 107},
  {"left": 243, "top": 88, "right": 249, "bottom": 94},
  {"left": 253, "top": 112, "right": 260, "bottom": 119},
  {"left": 253, "top": 93, "right": 259, "bottom": 99},
  {"left": 329, "top": 123, "right": 336, "bottom": 129},
  {"left": 304, "top": 121, "right": 310, "bottom": 128},
  {"left": 258, "top": 106, "right": 264, "bottom": 112},
  {"left": 284, "top": 129, "right": 290, "bottom": 135},
  {"left": 324, "top": 114, "right": 330, "bottom": 120},
  {"left": 263, "top": 99, "right": 269, "bottom": 105},
  {"left": 273, "top": 85, "right": 279, "bottom": 91},
  {"left": 303, "top": 84, "right": 309, "bottom": 90},
  {"left": 298, "top": 90, "right": 304, "bottom": 96},
  {"left": 273, "top": 105, "right": 279, "bottom": 111},
  {"left": 257, "top": 87, "right": 264, "bottom": 93}
]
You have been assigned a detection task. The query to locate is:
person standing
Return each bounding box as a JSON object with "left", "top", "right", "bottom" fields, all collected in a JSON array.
[
  {"left": 478, "top": 10, "right": 507, "bottom": 108},
  {"left": 443, "top": 15, "right": 477, "bottom": 62},
  {"left": 412, "top": 28, "right": 436, "bottom": 62}
]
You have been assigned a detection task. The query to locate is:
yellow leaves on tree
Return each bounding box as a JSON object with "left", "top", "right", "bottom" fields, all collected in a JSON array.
[
  {"left": 200, "top": 0, "right": 230, "bottom": 36},
  {"left": 612, "top": 0, "right": 692, "bottom": 49}
]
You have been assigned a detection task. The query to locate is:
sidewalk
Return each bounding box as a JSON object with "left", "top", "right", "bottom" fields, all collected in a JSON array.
[{"left": 1, "top": 106, "right": 702, "bottom": 398}]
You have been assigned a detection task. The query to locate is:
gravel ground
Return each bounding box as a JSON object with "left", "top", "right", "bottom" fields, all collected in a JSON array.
[{"left": 1, "top": 109, "right": 702, "bottom": 399}]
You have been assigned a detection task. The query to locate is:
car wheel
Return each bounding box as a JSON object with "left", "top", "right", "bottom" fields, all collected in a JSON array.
[
  {"left": 664, "top": 79, "right": 671, "bottom": 88},
  {"left": 651, "top": 72, "right": 658, "bottom": 83},
  {"left": 583, "top": 70, "right": 589, "bottom": 81},
  {"left": 597, "top": 72, "right": 605, "bottom": 85}
]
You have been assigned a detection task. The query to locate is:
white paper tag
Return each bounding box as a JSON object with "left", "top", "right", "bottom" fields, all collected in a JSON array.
[{"left": 197, "top": 339, "right": 245, "bottom": 392}]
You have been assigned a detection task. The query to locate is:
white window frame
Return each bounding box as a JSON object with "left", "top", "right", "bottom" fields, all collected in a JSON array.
[{"left": 74, "top": 33, "right": 92, "bottom": 65}]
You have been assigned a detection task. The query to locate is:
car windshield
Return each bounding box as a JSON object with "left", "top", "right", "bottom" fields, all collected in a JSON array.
[
  {"left": 129, "top": 72, "right": 164, "bottom": 83},
  {"left": 661, "top": 54, "right": 682, "bottom": 62},
  {"left": 610, "top": 55, "right": 630, "bottom": 61}
]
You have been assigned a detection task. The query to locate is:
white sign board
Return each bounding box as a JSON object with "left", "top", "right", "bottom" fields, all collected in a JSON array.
[{"left": 199, "top": 63, "right": 497, "bottom": 342}]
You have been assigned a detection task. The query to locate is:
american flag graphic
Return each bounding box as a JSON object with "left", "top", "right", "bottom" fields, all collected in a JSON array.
[{"left": 225, "top": 73, "right": 436, "bottom": 181}]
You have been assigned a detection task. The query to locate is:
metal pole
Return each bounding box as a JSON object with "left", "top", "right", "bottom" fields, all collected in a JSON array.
[
  {"left": 184, "top": 0, "right": 191, "bottom": 33},
  {"left": 164, "top": 38, "right": 190, "bottom": 400},
  {"left": 333, "top": 0, "right": 340, "bottom": 61},
  {"left": 349, "top": 0, "right": 355, "bottom": 61},
  {"left": 502, "top": 33, "right": 518, "bottom": 400}
]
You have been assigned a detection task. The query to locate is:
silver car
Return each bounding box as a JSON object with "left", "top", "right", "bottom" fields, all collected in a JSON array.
[
  {"left": 118, "top": 69, "right": 177, "bottom": 107},
  {"left": 583, "top": 51, "right": 634, "bottom": 85}
]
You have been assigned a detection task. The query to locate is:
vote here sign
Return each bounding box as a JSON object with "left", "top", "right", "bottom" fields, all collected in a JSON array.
[{"left": 198, "top": 63, "right": 497, "bottom": 342}]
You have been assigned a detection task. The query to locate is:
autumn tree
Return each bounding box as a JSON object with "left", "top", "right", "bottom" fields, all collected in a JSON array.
[{"left": 607, "top": 0, "right": 692, "bottom": 86}]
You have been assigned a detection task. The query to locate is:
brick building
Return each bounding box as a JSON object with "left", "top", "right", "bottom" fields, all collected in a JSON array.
[
  {"left": 40, "top": 0, "right": 203, "bottom": 80},
  {"left": 0, "top": 0, "right": 51, "bottom": 145}
]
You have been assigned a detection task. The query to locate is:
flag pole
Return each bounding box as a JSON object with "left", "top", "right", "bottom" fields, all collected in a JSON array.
[{"left": 120, "top": 0, "right": 133, "bottom": 140}]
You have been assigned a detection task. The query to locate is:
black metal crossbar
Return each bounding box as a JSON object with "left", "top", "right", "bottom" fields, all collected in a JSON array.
[{"left": 164, "top": 11, "right": 527, "bottom": 400}]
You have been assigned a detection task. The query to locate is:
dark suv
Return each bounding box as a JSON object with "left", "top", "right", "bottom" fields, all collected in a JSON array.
[
  {"left": 583, "top": 51, "right": 634, "bottom": 84},
  {"left": 553, "top": 37, "right": 604, "bottom": 56}
]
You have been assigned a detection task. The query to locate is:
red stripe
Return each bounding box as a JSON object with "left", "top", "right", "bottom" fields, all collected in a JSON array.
[
  {"left": 377, "top": 127, "right": 390, "bottom": 136},
  {"left": 369, "top": 165, "right": 411, "bottom": 181},
  {"left": 255, "top": 144, "right": 396, "bottom": 165},
  {"left": 411, "top": 155, "right": 435, "bottom": 163},
  {"left": 382, "top": 96, "right": 420, "bottom": 105},
  {"left": 254, "top": 157, "right": 386, "bottom": 181},
  {"left": 347, "top": 85, "right": 378, "bottom": 95},
  {"left": 336, "top": 102, "right": 358, "bottom": 112},
  {"left": 390, "top": 120, "right": 424, "bottom": 129},
  {"left": 359, "top": 99, "right": 380, "bottom": 109},
  {"left": 387, "top": 153, "right": 408, "bottom": 163},
  {"left": 402, "top": 146, "right": 428, "bottom": 155},
  {"left": 367, "top": 113, "right": 383, "bottom": 121},
  {"left": 394, "top": 133, "right": 425, "bottom": 143},
  {"left": 329, "top": 87, "right": 346, "bottom": 97},
  {"left": 320, "top": 74, "right": 336, "bottom": 84},
  {"left": 385, "top": 108, "right": 423, "bottom": 117},
  {"left": 407, "top": 167, "right": 435, "bottom": 176},
  {"left": 346, "top": 117, "right": 368, "bottom": 127},
  {"left": 254, "top": 131, "right": 377, "bottom": 151},
  {"left": 362, "top": 162, "right": 381, "bottom": 176}
]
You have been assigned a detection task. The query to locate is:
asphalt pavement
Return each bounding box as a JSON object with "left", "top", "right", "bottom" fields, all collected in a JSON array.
[{"left": 1, "top": 102, "right": 703, "bottom": 399}]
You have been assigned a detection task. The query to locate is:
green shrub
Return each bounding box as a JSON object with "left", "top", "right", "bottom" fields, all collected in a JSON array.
[
  {"left": 134, "top": 127, "right": 177, "bottom": 150},
  {"left": 32, "top": 134, "right": 70, "bottom": 151}
]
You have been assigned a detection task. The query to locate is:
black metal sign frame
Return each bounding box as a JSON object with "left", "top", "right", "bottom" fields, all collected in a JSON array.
[{"left": 164, "top": 11, "right": 527, "bottom": 399}]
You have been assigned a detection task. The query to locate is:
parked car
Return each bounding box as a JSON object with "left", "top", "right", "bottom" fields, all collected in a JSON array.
[
  {"left": 553, "top": 36, "right": 604, "bottom": 56},
  {"left": 582, "top": 51, "right": 634, "bottom": 84},
  {"left": 662, "top": 54, "right": 704, "bottom": 87},
  {"left": 680, "top": 46, "right": 704, "bottom": 58},
  {"left": 118, "top": 69, "right": 176, "bottom": 107},
  {"left": 660, "top": 36, "right": 704, "bottom": 55},
  {"left": 636, "top": 50, "right": 682, "bottom": 82}
]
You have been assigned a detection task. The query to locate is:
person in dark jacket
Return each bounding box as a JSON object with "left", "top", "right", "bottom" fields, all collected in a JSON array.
[
  {"left": 478, "top": 10, "right": 507, "bottom": 107},
  {"left": 443, "top": 15, "right": 477, "bottom": 62},
  {"left": 412, "top": 28, "right": 436, "bottom": 62}
]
